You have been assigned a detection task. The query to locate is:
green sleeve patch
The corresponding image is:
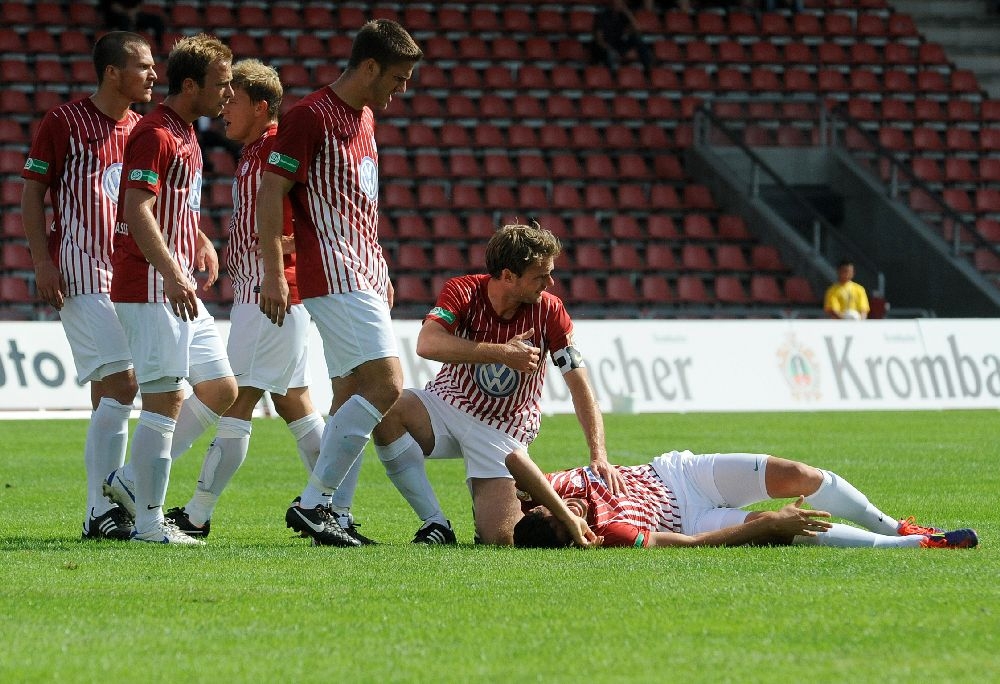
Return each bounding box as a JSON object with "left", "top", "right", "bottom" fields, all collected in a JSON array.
[
  {"left": 267, "top": 151, "right": 300, "bottom": 173},
  {"left": 23, "top": 158, "right": 50, "bottom": 174},
  {"left": 128, "top": 169, "right": 159, "bottom": 184},
  {"left": 634, "top": 533, "right": 645, "bottom": 548},
  {"left": 429, "top": 307, "right": 456, "bottom": 324}
]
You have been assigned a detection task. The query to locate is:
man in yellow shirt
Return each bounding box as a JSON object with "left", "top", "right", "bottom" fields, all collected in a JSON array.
[{"left": 824, "top": 260, "right": 870, "bottom": 320}]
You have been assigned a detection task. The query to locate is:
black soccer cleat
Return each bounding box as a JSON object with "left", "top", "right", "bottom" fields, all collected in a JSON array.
[
  {"left": 285, "top": 502, "right": 361, "bottom": 547},
  {"left": 336, "top": 513, "right": 378, "bottom": 545},
  {"left": 164, "top": 506, "right": 211, "bottom": 538},
  {"left": 82, "top": 506, "right": 134, "bottom": 541},
  {"left": 412, "top": 520, "right": 457, "bottom": 545}
]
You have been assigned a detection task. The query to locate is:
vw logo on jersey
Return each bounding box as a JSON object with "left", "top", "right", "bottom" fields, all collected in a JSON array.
[
  {"left": 189, "top": 169, "right": 202, "bottom": 211},
  {"left": 101, "top": 162, "right": 123, "bottom": 204},
  {"left": 358, "top": 155, "right": 378, "bottom": 202},
  {"left": 474, "top": 363, "right": 520, "bottom": 398}
]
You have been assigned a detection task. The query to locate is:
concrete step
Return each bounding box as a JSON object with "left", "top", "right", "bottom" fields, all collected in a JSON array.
[
  {"left": 920, "top": 24, "right": 1000, "bottom": 51},
  {"left": 892, "top": 0, "right": 992, "bottom": 20}
]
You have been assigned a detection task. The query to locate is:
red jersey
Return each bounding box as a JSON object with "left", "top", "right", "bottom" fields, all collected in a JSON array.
[
  {"left": 227, "top": 124, "right": 299, "bottom": 305},
  {"left": 21, "top": 97, "right": 140, "bottom": 295},
  {"left": 263, "top": 87, "right": 388, "bottom": 300},
  {"left": 424, "top": 274, "right": 574, "bottom": 444},
  {"left": 520, "top": 464, "right": 681, "bottom": 547},
  {"left": 111, "top": 104, "right": 203, "bottom": 303}
]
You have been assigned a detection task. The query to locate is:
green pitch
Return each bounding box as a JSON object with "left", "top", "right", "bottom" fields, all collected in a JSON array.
[{"left": 1, "top": 411, "right": 997, "bottom": 682}]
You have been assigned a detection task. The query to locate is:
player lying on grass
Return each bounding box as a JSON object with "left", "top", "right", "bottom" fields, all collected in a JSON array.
[{"left": 507, "top": 449, "right": 979, "bottom": 550}]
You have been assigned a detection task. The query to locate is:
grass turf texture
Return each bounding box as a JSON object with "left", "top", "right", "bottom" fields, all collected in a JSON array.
[{"left": 1, "top": 411, "right": 997, "bottom": 682}]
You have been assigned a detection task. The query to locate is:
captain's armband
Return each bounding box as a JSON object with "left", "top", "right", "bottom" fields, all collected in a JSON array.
[{"left": 552, "top": 345, "right": 584, "bottom": 375}]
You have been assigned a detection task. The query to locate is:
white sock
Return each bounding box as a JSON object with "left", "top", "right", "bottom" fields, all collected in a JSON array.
[
  {"left": 131, "top": 411, "right": 175, "bottom": 536},
  {"left": 301, "top": 396, "right": 382, "bottom": 508},
  {"left": 170, "top": 393, "right": 220, "bottom": 460},
  {"left": 184, "top": 417, "right": 251, "bottom": 526},
  {"left": 376, "top": 433, "right": 446, "bottom": 524},
  {"left": 287, "top": 413, "right": 324, "bottom": 474},
  {"left": 794, "top": 523, "right": 925, "bottom": 548},
  {"left": 85, "top": 397, "right": 131, "bottom": 521},
  {"left": 804, "top": 470, "right": 899, "bottom": 535},
  {"left": 330, "top": 450, "right": 365, "bottom": 516}
]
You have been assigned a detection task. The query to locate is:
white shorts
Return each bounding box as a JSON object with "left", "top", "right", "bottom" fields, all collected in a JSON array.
[
  {"left": 228, "top": 302, "right": 310, "bottom": 393},
  {"left": 651, "top": 451, "right": 770, "bottom": 535},
  {"left": 59, "top": 293, "right": 133, "bottom": 383},
  {"left": 114, "top": 300, "right": 230, "bottom": 385},
  {"left": 414, "top": 389, "right": 527, "bottom": 480},
  {"left": 303, "top": 289, "right": 398, "bottom": 379}
]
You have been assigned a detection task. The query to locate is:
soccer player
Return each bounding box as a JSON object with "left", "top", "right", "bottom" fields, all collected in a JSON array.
[
  {"left": 507, "top": 448, "right": 979, "bottom": 550},
  {"left": 255, "top": 20, "right": 422, "bottom": 546},
  {"left": 20, "top": 32, "right": 156, "bottom": 540},
  {"left": 105, "top": 34, "right": 237, "bottom": 545},
  {"left": 369, "top": 222, "right": 625, "bottom": 546},
  {"left": 161, "top": 59, "right": 363, "bottom": 546}
]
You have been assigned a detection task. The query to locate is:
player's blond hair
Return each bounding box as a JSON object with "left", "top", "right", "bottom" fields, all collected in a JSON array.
[
  {"left": 166, "top": 33, "right": 232, "bottom": 95},
  {"left": 485, "top": 222, "right": 561, "bottom": 278},
  {"left": 231, "top": 59, "right": 282, "bottom": 121}
]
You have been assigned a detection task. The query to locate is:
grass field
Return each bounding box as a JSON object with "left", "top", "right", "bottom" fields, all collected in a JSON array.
[{"left": 1, "top": 410, "right": 997, "bottom": 683}]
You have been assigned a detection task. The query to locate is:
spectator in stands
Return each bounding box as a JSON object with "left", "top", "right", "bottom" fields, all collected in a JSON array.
[
  {"left": 363, "top": 223, "right": 624, "bottom": 546},
  {"left": 508, "top": 447, "right": 978, "bottom": 549},
  {"left": 20, "top": 31, "right": 155, "bottom": 541},
  {"left": 591, "top": 0, "right": 654, "bottom": 76},
  {"left": 99, "top": 1, "right": 166, "bottom": 45},
  {"left": 824, "top": 259, "right": 870, "bottom": 320}
]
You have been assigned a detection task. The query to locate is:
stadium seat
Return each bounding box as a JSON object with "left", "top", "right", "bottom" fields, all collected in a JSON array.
[
  {"left": 0, "top": 275, "right": 32, "bottom": 303},
  {"left": 550, "top": 154, "right": 584, "bottom": 180},
  {"left": 750, "top": 274, "right": 785, "bottom": 304},
  {"left": 640, "top": 275, "right": 672, "bottom": 303},
  {"left": 396, "top": 215, "right": 431, "bottom": 240},
  {"left": 571, "top": 215, "right": 604, "bottom": 240},
  {"left": 784, "top": 276, "right": 816, "bottom": 304},
  {"left": 978, "top": 158, "right": 1000, "bottom": 182},
  {"left": 394, "top": 275, "right": 431, "bottom": 305},
  {"left": 647, "top": 216, "right": 680, "bottom": 240},
  {"left": 552, "top": 185, "right": 582, "bottom": 211},
  {"left": 584, "top": 186, "right": 617, "bottom": 211},
  {"left": 610, "top": 244, "right": 644, "bottom": 271},
  {"left": 718, "top": 215, "right": 753, "bottom": 241},
  {"left": 610, "top": 216, "right": 642, "bottom": 240},
  {"left": 975, "top": 189, "right": 1000, "bottom": 214},
  {"left": 569, "top": 275, "right": 602, "bottom": 304},
  {"left": 751, "top": 245, "right": 786, "bottom": 272},
  {"left": 605, "top": 275, "right": 639, "bottom": 304},
  {"left": 973, "top": 248, "right": 1000, "bottom": 273},
  {"left": 715, "top": 245, "right": 750, "bottom": 271},
  {"left": 714, "top": 275, "right": 748, "bottom": 304},
  {"left": 680, "top": 244, "right": 714, "bottom": 271},
  {"left": 645, "top": 243, "right": 678, "bottom": 270},
  {"left": 2, "top": 243, "right": 34, "bottom": 271},
  {"left": 911, "top": 157, "right": 943, "bottom": 184},
  {"left": 675, "top": 275, "right": 709, "bottom": 304}
]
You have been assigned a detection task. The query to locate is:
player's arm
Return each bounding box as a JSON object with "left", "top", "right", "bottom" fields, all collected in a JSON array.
[
  {"left": 416, "top": 320, "right": 540, "bottom": 372},
  {"left": 505, "top": 449, "right": 601, "bottom": 548},
  {"left": 123, "top": 187, "right": 198, "bottom": 320},
  {"left": 645, "top": 497, "right": 832, "bottom": 548},
  {"left": 256, "top": 170, "right": 294, "bottom": 326},
  {"left": 20, "top": 178, "right": 65, "bottom": 309},
  {"left": 560, "top": 358, "right": 624, "bottom": 496},
  {"left": 194, "top": 229, "right": 219, "bottom": 290}
]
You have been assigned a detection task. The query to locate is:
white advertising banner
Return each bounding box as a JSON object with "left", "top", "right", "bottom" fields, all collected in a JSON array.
[{"left": 1, "top": 319, "right": 999, "bottom": 414}]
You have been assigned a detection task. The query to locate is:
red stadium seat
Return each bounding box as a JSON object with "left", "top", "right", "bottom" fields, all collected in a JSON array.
[
  {"left": 750, "top": 275, "right": 785, "bottom": 304},
  {"left": 641, "top": 275, "right": 672, "bottom": 303},
  {"left": 676, "top": 275, "right": 709, "bottom": 304},
  {"left": 680, "top": 244, "right": 714, "bottom": 271},
  {"left": 784, "top": 276, "right": 816, "bottom": 305},
  {"left": 606, "top": 275, "right": 639, "bottom": 303},
  {"left": 645, "top": 244, "right": 678, "bottom": 270},
  {"left": 714, "top": 275, "right": 748, "bottom": 304}
]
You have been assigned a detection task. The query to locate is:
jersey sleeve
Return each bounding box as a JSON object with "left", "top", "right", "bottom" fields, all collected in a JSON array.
[
  {"left": 424, "top": 276, "right": 474, "bottom": 333},
  {"left": 543, "top": 296, "right": 575, "bottom": 356},
  {"left": 264, "top": 105, "right": 321, "bottom": 184},
  {"left": 121, "top": 126, "right": 175, "bottom": 195},
  {"left": 22, "top": 110, "right": 69, "bottom": 185},
  {"left": 598, "top": 522, "right": 649, "bottom": 548}
]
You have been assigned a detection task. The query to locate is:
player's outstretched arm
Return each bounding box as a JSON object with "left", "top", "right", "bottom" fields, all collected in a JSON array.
[
  {"left": 416, "top": 321, "right": 540, "bottom": 371},
  {"left": 563, "top": 367, "right": 624, "bottom": 495}
]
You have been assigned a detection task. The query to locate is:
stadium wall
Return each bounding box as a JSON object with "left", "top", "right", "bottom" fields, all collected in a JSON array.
[{"left": 1, "top": 319, "right": 999, "bottom": 415}]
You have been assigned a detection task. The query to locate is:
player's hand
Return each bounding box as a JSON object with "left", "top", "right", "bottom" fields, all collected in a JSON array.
[
  {"left": 162, "top": 272, "right": 198, "bottom": 321},
  {"left": 386, "top": 278, "right": 395, "bottom": 309},
  {"left": 280, "top": 234, "right": 295, "bottom": 256},
  {"left": 564, "top": 514, "right": 603, "bottom": 548},
  {"left": 33, "top": 260, "right": 66, "bottom": 310},
  {"left": 591, "top": 458, "right": 626, "bottom": 496},
  {"left": 503, "top": 328, "right": 540, "bottom": 372},
  {"left": 771, "top": 496, "right": 832, "bottom": 537},
  {"left": 258, "top": 272, "right": 290, "bottom": 326},
  {"left": 195, "top": 232, "right": 219, "bottom": 289}
]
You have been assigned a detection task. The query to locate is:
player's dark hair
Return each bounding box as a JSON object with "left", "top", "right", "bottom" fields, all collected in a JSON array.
[
  {"left": 93, "top": 31, "right": 150, "bottom": 85},
  {"left": 513, "top": 510, "right": 569, "bottom": 549},
  {"left": 166, "top": 33, "right": 232, "bottom": 95},
  {"left": 485, "top": 223, "right": 562, "bottom": 278},
  {"left": 837, "top": 259, "right": 854, "bottom": 269},
  {"left": 348, "top": 19, "right": 423, "bottom": 69}
]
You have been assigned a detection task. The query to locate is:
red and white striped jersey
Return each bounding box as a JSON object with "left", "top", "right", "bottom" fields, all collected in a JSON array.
[
  {"left": 111, "top": 104, "right": 203, "bottom": 303},
  {"left": 21, "top": 97, "right": 140, "bottom": 295},
  {"left": 227, "top": 124, "right": 299, "bottom": 305},
  {"left": 263, "top": 87, "right": 388, "bottom": 300},
  {"left": 423, "top": 274, "right": 574, "bottom": 445},
  {"left": 525, "top": 464, "right": 682, "bottom": 547}
]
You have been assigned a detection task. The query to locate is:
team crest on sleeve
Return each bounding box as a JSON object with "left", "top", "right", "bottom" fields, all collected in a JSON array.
[
  {"left": 428, "top": 306, "right": 456, "bottom": 324},
  {"left": 268, "top": 151, "right": 299, "bottom": 172},
  {"left": 358, "top": 156, "right": 378, "bottom": 202},
  {"left": 101, "top": 162, "right": 123, "bottom": 203},
  {"left": 188, "top": 170, "right": 202, "bottom": 211},
  {"left": 129, "top": 168, "right": 158, "bottom": 184},
  {"left": 24, "top": 157, "right": 49, "bottom": 174},
  {"left": 474, "top": 363, "right": 520, "bottom": 398}
]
